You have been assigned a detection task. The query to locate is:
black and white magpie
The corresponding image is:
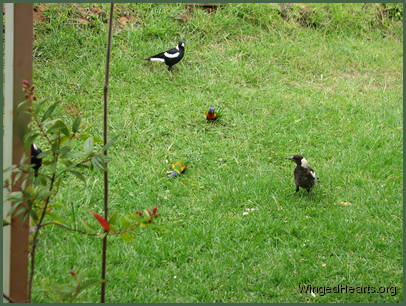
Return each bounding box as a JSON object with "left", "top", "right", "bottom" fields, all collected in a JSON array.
[
  {"left": 145, "top": 40, "right": 185, "bottom": 71},
  {"left": 31, "top": 144, "right": 42, "bottom": 177},
  {"left": 286, "top": 155, "right": 317, "bottom": 193}
]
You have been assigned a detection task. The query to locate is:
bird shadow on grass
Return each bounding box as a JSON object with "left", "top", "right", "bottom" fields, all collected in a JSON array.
[{"left": 285, "top": 189, "right": 324, "bottom": 207}]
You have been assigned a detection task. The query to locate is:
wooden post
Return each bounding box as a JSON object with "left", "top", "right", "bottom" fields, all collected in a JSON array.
[{"left": 3, "top": 3, "right": 33, "bottom": 303}]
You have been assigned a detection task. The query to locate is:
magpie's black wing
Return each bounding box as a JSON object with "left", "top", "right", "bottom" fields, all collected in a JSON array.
[
  {"left": 164, "top": 47, "right": 179, "bottom": 55},
  {"left": 146, "top": 46, "right": 179, "bottom": 60},
  {"left": 146, "top": 51, "right": 166, "bottom": 60}
]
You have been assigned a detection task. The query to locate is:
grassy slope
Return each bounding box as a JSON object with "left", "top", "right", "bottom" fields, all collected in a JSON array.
[{"left": 32, "top": 3, "right": 402, "bottom": 302}]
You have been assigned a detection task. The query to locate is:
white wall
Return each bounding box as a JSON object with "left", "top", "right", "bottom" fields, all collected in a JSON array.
[{"left": 3, "top": 3, "right": 14, "bottom": 301}]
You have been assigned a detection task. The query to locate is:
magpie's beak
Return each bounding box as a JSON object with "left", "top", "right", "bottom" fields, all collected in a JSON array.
[{"left": 286, "top": 157, "right": 294, "bottom": 160}]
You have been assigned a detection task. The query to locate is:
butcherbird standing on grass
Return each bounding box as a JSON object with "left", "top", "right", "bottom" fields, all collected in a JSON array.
[
  {"left": 31, "top": 144, "right": 42, "bottom": 177},
  {"left": 286, "top": 155, "right": 317, "bottom": 193},
  {"left": 145, "top": 40, "right": 185, "bottom": 71}
]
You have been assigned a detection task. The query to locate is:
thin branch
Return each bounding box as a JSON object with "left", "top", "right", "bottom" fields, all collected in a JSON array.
[
  {"left": 55, "top": 156, "right": 92, "bottom": 179},
  {"left": 3, "top": 293, "right": 16, "bottom": 303},
  {"left": 39, "top": 222, "right": 99, "bottom": 236},
  {"left": 27, "top": 149, "right": 59, "bottom": 301},
  {"left": 101, "top": 3, "right": 114, "bottom": 303},
  {"left": 40, "top": 221, "right": 142, "bottom": 236},
  {"left": 33, "top": 115, "right": 53, "bottom": 147}
]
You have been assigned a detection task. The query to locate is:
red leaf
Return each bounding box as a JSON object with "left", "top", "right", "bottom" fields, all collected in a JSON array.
[{"left": 89, "top": 211, "right": 110, "bottom": 231}]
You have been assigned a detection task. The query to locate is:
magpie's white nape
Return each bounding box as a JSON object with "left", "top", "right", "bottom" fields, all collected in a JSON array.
[{"left": 145, "top": 40, "right": 185, "bottom": 71}]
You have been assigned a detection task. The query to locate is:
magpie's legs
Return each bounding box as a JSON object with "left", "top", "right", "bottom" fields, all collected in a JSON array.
[{"left": 167, "top": 65, "right": 173, "bottom": 71}]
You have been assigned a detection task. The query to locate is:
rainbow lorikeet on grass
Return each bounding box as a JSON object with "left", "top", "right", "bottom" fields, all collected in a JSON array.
[
  {"left": 206, "top": 107, "right": 218, "bottom": 121},
  {"left": 166, "top": 160, "right": 187, "bottom": 178}
]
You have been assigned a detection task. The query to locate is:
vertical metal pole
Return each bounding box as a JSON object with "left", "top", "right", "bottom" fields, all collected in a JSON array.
[
  {"left": 100, "top": 3, "right": 114, "bottom": 303},
  {"left": 7, "top": 3, "right": 32, "bottom": 303}
]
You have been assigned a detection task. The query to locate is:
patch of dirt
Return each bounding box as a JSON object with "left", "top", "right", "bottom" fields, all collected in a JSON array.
[
  {"left": 297, "top": 6, "right": 317, "bottom": 28},
  {"left": 342, "top": 72, "right": 361, "bottom": 79},
  {"left": 175, "top": 12, "right": 191, "bottom": 23},
  {"left": 33, "top": 5, "right": 49, "bottom": 23},
  {"left": 71, "top": 5, "right": 108, "bottom": 25},
  {"left": 375, "top": 3, "right": 403, "bottom": 26},
  {"left": 187, "top": 3, "right": 219, "bottom": 14},
  {"left": 75, "top": 17, "right": 89, "bottom": 25},
  {"left": 65, "top": 104, "right": 81, "bottom": 117},
  {"left": 176, "top": 3, "right": 220, "bottom": 22},
  {"left": 278, "top": 3, "right": 293, "bottom": 21},
  {"left": 117, "top": 12, "right": 137, "bottom": 26}
]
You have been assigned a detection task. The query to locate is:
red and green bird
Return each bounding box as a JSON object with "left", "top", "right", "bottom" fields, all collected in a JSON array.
[
  {"left": 166, "top": 160, "right": 187, "bottom": 178},
  {"left": 206, "top": 107, "right": 218, "bottom": 121}
]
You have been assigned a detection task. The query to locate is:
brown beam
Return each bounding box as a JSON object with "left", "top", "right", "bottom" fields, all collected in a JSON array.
[{"left": 9, "top": 3, "right": 33, "bottom": 303}]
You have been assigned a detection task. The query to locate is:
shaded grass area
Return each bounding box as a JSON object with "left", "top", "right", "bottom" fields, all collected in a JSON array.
[{"left": 32, "top": 3, "right": 402, "bottom": 302}]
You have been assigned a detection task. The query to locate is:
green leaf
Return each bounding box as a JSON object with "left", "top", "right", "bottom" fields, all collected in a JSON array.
[
  {"left": 37, "top": 187, "right": 51, "bottom": 201},
  {"left": 19, "top": 153, "right": 27, "bottom": 166},
  {"left": 72, "top": 117, "right": 81, "bottom": 134},
  {"left": 3, "top": 164, "right": 17, "bottom": 173},
  {"left": 17, "top": 99, "right": 29, "bottom": 109},
  {"left": 102, "top": 136, "right": 118, "bottom": 152},
  {"left": 48, "top": 119, "right": 70, "bottom": 136},
  {"left": 33, "top": 99, "right": 48, "bottom": 114},
  {"left": 6, "top": 191, "right": 23, "bottom": 202},
  {"left": 62, "top": 159, "right": 74, "bottom": 167},
  {"left": 148, "top": 224, "right": 170, "bottom": 232},
  {"left": 23, "top": 133, "right": 40, "bottom": 151},
  {"left": 69, "top": 170, "right": 86, "bottom": 183},
  {"left": 78, "top": 278, "right": 99, "bottom": 291},
  {"left": 47, "top": 211, "right": 64, "bottom": 224},
  {"left": 60, "top": 136, "right": 71, "bottom": 146},
  {"left": 29, "top": 208, "right": 39, "bottom": 221},
  {"left": 84, "top": 137, "right": 94, "bottom": 154},
  {"left": 39, "top": 175, "right": 48, "bottom": 186},
  {"left": 119, "top": 218, "right": 132, "bottom": 230},
  {"left": 80, "top": 220, "right": 97, "bottom": 233},
  {"left": 59, "top": 145, "right": 72, "bottom": 155},
  {"left": 41, "top": 101, "right": 59, "bottom": 122},
  {"left": 93, "top": 137, "right": 104, "bottom": 144},
  {"left": 13, "top": 171, "right": 22, "bottom": 185},
  {"left": 108, "top": 212, "right": 119, "bottom": 226},
  {"left": 36, "top": 150, "right": 51, "bottom": 159},
  {"left": 11, "top": 205, "right": 29, "bottom": 221},
  {"left": 64, "top": 151, "right": 85, "bottom": 160},
  {"left": 75, "top": 163, "right": 90, "bottom": 169},
  {"left": 21, "top": 178, "right": 28, "bottom": 190},
  {"left": 120, "top": 232, "right": 135, "bottom": 242},
  {"left": 91, "top": 155, "right": 105, "bottom": 170}
]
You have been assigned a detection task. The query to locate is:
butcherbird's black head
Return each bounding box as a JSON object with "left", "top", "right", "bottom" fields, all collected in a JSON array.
[{"left": 286, "top": 155, "right": 304, "bottom": 165}]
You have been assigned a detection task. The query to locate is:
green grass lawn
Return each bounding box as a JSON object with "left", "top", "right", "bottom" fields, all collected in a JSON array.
[{"left": 31, "top": 3, "right": 402, "bottom": 303}]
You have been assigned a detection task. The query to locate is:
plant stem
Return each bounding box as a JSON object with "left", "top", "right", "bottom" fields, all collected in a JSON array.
[
  {"left": 3, "top": 293, "right": 16, "bottom": 303},
  {"left": 40, "top": 221, "right": 143, "bottom": 236},
  {"left": 27, "top": 170, "right": 57, "bottom": 302},
  {"left": 101, "top": 3, "right": 114, "bottom": 303},
  {"left": 27, "top": 133, "right": 61, "bottom": 301},
  {"left": 40, "top": 222, "right": 100, "bottom": 236}
]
